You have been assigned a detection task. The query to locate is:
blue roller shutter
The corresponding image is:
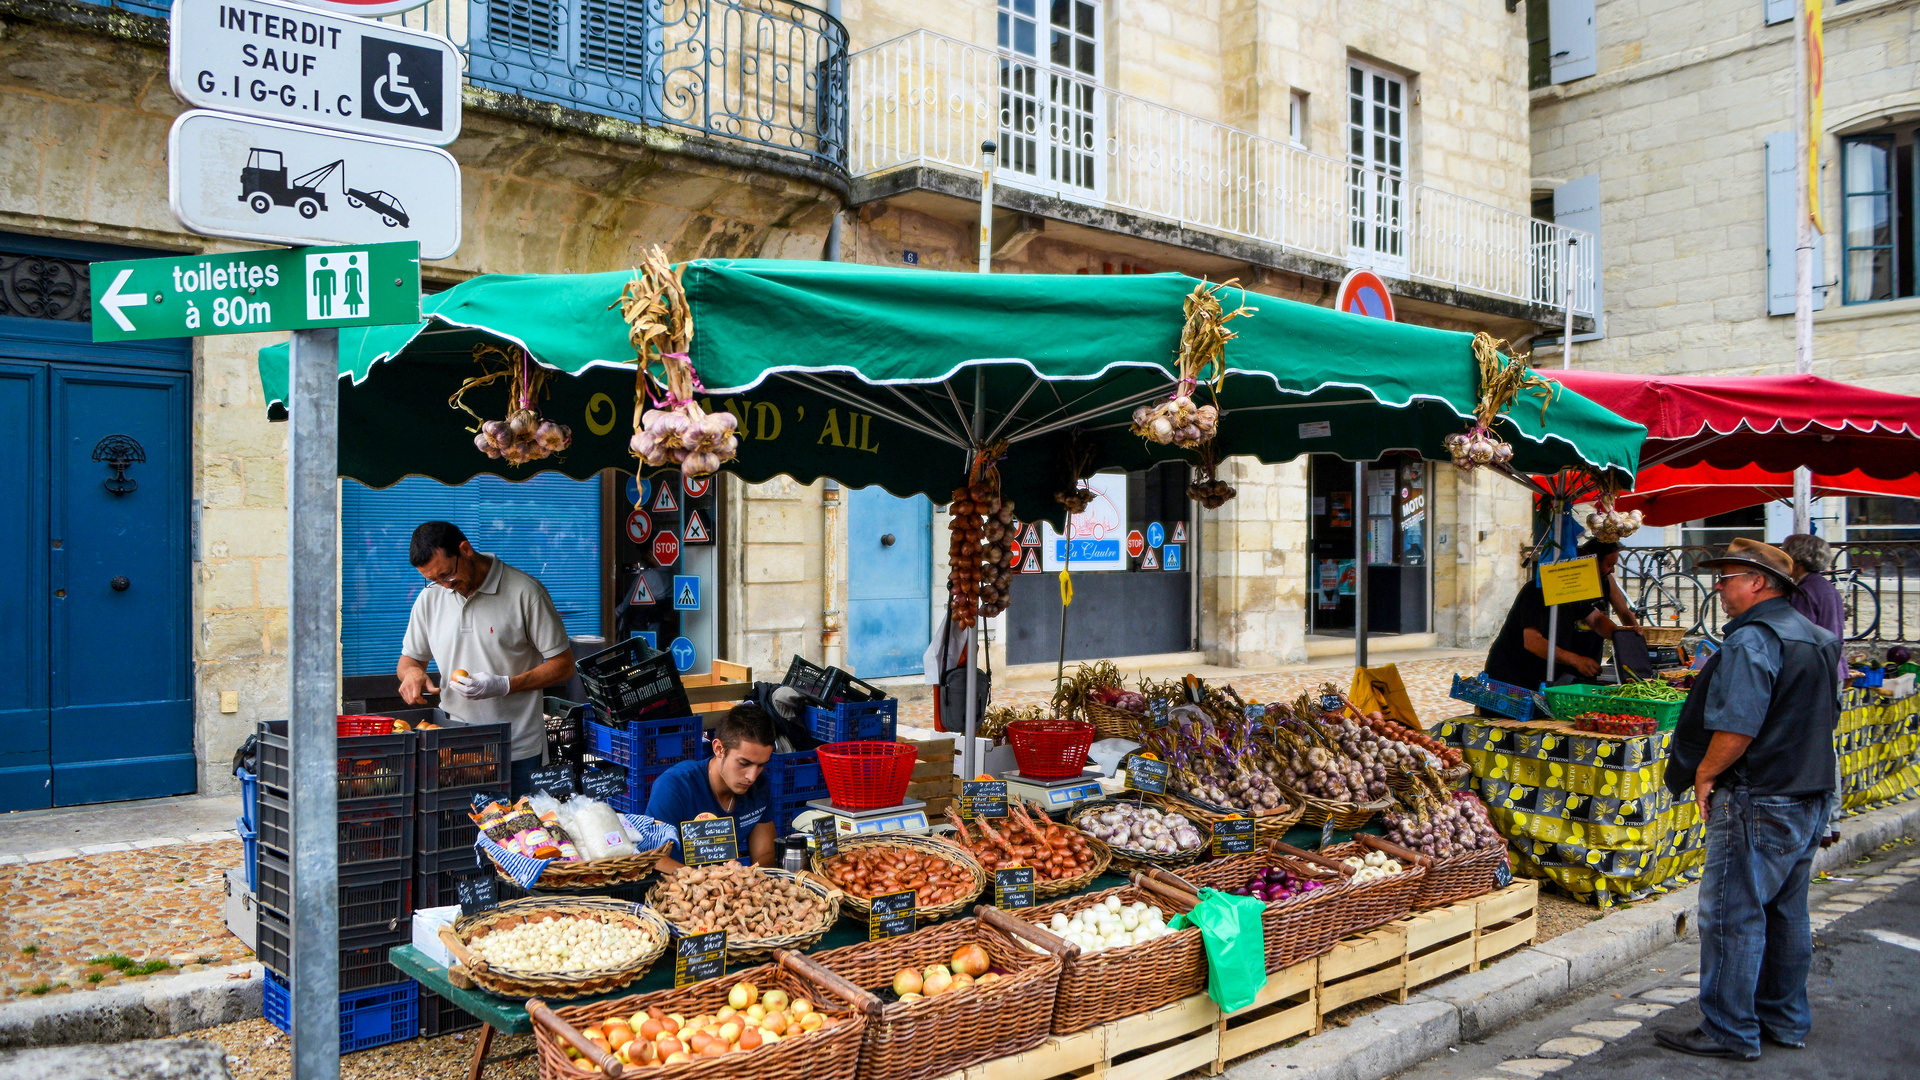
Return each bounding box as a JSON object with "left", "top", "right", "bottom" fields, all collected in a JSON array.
[{"left": 341, "top": 473, "right": 603, "bottom": 677}]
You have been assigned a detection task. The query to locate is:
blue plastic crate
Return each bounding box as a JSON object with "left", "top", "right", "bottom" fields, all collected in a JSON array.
[
  {"left": 586, "top": 716, "right": 704, "bottom": 769},
  {"left": 766, "top": 750, "right": 827, "bottom": 804},
  {"left": 1449, "top": 673, "right": 1545, "bottom": 722},
  {"left": 608, "top": 761, "right": 675, "bottom": 816},
  {"left": 768, "top": 795, "right": 815, "bottom": 835},
  {"left": 802, "top": 699, "right": 898, "bottom": 743},
  {"left": 264, "top": 971, "right": 418, "bottom": 1054},
  {"left": 238, "top": 768, "right": 259, "bottom": 832},
  {"left": 238, "top": 818, "right": 259, "bottom": 894}
]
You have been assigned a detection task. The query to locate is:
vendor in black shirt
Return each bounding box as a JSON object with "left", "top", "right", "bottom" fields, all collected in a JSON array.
[{"left": 1484, "top": 540, "right": 1640, "bottom": 688}]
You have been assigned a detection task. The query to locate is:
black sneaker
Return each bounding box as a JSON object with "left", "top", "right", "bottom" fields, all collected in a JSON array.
[{"left": 1654, "top": 1025, "right": 1760, "bottom": 1061}]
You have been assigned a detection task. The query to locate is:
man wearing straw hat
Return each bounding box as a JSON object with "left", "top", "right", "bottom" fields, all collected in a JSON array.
[{"left": 1657, "top": 539, "right": 1841, "bottom": 1061}]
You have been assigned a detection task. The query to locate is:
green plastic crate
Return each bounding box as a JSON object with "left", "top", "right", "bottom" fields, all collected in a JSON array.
[{"left": 1545, "top": 684, "right": 1686, "bottom": 731}]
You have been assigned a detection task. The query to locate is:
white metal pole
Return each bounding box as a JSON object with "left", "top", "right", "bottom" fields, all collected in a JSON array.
[
  {"left": 288, "top": 327, "right": 340, "bottom": 1080},
  {"left": 1545, "top": 605, "right": 1560, "bottom": 684},
  {"left": 1354, "top": 461, "right": 1368, "bottom": 670},
  {"left": 978, "top": 141, "right": 996, "bottom": 273},
  {"left": 1561, "top": 236, "right": 1578, "bottom": 370},
  {"left": 1792, "top": 1, "right": 1815, "bottom": 533},
  {"left": 963, "top": 369, "right": 986, "bottom": 779}
]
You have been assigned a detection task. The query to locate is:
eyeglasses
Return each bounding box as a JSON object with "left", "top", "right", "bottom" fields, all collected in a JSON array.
[{"left": 1712, "top": 572, "right": 1759, "bottom": 587}]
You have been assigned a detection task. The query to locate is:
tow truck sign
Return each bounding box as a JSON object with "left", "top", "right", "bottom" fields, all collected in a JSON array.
[
  {"left": 168, "top": 110, "right": 462, "bottom": 257},
  {"left": 169, "top": 0, "right": 462, "bottom": 145}
]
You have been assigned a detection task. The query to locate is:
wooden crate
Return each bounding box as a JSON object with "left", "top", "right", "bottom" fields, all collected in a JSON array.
[
  {"left": 933, "top": 959, "right": 1315, "bottom": 1080},
  {"left": 1313, "top": 880, "right": 1540, "bottom": 1028},
  {"left": 684, "top": 660, "right": 752, "bottom": 714}
]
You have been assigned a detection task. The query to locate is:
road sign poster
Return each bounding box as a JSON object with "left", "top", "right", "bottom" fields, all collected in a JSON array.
[
  {"left": 168, "top": 110, "right": 461, "bottom": 257},
  {"left": 1146, "top": 522, "right": 1165, "bottom": 548},
  {"left": 1126, "top": 530, "right": 1145, "bottom": 558},
  {"left": 652, "top": 530, "right": 680, "bottom": 566},
  {"left": 669, "top": 636, "right": 697, "bottom": 673},
  {"left": 90, "top": 242, "right": 420, "bottom": 342},
  {"left": 683, "top": 509, "right": 712, "bottom": 543},
  {"left": 650, "top": 483, "right": 678, "bottom": 514},
  {"left": 683, "top": 473, "right": 711, "bottom": 498},
  {"left": 169, "top": 0, "right": 461, "bottom": 145},
  {"left": 673, "top": 575, "right": 701, "bottom": 611},
  {"left": 624, "top": 508, "right": 651, "bottom": 546},
  {"left": 1163, "top": 545, "right": 1183, "bottom": 571}
]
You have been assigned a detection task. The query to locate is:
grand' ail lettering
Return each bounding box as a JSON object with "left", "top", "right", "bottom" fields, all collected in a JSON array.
[
  {"left": 855, "top": 413, "right": 880, "bottom": 454},
  {"left": 817, "top": 408, "right": 843, "bottom": 447},
  {"left": 584, "top": 392, "right": 617, "bottom": 436},
  {"left": 753, "top": 402, "right": 782, "bottom": 441}
]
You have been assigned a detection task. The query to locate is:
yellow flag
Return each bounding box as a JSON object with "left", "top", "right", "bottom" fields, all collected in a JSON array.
[{"left": 1808, "top": 0, "right": 1825, "bottom": 233}]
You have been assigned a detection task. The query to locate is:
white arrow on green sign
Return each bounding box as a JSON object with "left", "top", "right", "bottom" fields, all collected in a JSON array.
[{"left": 89, "top": 241, "right": 420, "bottom": 342}]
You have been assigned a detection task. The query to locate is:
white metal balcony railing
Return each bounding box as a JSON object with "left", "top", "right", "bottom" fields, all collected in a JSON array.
[{"left": 849, "top": 29, "right": 1598, "bottom": 318}]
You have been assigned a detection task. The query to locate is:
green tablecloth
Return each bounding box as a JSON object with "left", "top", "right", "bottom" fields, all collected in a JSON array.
[{"left": 392, "top": 872, "right": 1135, "bottom": 1035}]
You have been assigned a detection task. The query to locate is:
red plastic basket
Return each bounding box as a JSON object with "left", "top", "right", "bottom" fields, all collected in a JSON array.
[
  {"left": 815, "top": 741, "right": 916, "bottom": 810},
  {"left": 338, "top": 715, "right": 400, "bottom": 737},
  {"left": 1006, "top": 719, "right": 1096, "bottom": 780}
]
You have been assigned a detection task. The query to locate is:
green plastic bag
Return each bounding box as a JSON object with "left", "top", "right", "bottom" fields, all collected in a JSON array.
[{"left": 1169, "top": 887, "right": 1268, "bottom": 1013}]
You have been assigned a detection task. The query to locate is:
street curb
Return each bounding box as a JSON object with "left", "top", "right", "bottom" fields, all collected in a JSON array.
[
  {"left": 1226, "top": 796, "right": 1920, "bottom": 1080},
  {"left": 0, "top": 963, "right": 263, "bottom": 1049}
]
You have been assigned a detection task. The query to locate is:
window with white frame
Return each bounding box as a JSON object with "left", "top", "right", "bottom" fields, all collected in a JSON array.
[
  {"left": 1289, "top": 91, "right": 1308, "bottom": 149},
  {"left": 1347, "top": 61, "right": 1407, "bottom": 271},
  {"left": 998, "top": 0, "right": 1100, "bottom": 194}
]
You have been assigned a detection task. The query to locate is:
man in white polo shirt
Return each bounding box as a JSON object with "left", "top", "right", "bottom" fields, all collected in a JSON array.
[{"left": 396, "top": 521, "right": 576, "bottom": 796}]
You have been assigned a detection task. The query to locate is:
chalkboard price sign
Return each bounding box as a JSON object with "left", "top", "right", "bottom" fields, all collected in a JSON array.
[
  {"left": 579, "top": 765, "right": 627, "bottom": 801},
  {"left": 961, "top": 780, "right": 1007, "bottom": 820},
  {"left": 1494, "top": 858, "right": 1513, "bottom": 890},
  {"left": 455, "top": 871, "right": 498, "bottom": 916},
  {"left": 1124, "top": 755, "right": 1170, "bottom": 794},
  {"left": 468, "top": 790, "right": 508, "bottom": 815},
  {"left": 680, "top": 818, "right": 739, "bottom": 866},
  {"left": 674, "top": 930, "right": 727, "bottom": 987},
  {"left": 1148, "top": 699, "right": 1172, "bottom": 729},
  {"left": 868, "top": 889, "right": 916, "bottom": 941},
  {"left": 993, "top": 866, "right": 1035, "bottom": 910},
  {"left": 812, "top": 815, "right": 838, "bottom": 860},
  {"left": 1210, "top": 817, "right": 1256, "bottom": 856},
  {"left": 527, "top": 764, "right": 577, "bottom": 799}
]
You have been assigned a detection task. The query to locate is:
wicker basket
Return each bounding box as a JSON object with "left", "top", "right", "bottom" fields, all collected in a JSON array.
[
  {"left": 1082, "top": 701, "right": 1145, "bottom": 741},
  {"left": 1165, "top": 853, "right": 1352, "bottom": 973},
  {"left": 1275, "top": 782, "right": 1390, "bottom": 831},
  {"left": 488, "top": 843, "right": 675, "bottom": 892},
  {"left": 442, "top": 897, "right": 671, "bottom": 1000},
  {"left": 1638, "top": 626, "right": 1686, "bottom": 647},
  {"left": 943, "top": 806, "right": 1115, "bottom": 899},
  {"left": 1363, "top": 834, "right": 1507, "bottom": 909},
  {"left": 1015, "top": 883, "right": 1207, "bottom": 1034},
  {"left": 1146, "top": 790, "right": 1305, "bottom": 842},
  {"left": 813, "top": 908, "right": 1064, "bottom": 1080},
  {"left": 1064, "top": 798, "right": 1207, "bottom": 872},
  {"left": 645, "top": 868, "right": 843, "bottom": 964},
  {"left": 529, "top": 949, "right": 877, "bottom": 1080},
  {"left": 812, "top": 833, "right": 987, "bottom": 922},
  {"left": 1293, "top": 838, "right": 1430, "bottom": 937}
]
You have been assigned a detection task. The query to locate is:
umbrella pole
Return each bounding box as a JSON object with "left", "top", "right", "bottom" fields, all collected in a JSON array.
[
  {"left": 1354, "top": 461, "right": 1368, "bottom": 671},
  {"left": 963, "top": 368, "right": 987, "bottom": 780}
]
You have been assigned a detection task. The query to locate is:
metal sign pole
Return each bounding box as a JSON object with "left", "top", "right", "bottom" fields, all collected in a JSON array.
[
  {"left": 1353, "top": 460, "right": 1368, "bottom": 671},
  {"left": 1561, "top": 236, "right": 1578, "bottom": 370},
  {"left": 288, "top": 326, "right": 341, "bottom": 1080}
]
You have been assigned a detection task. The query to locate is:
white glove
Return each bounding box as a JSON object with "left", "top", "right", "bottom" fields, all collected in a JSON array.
[{"left": 450, "top": 671, "right": 512, "bottom": 700}]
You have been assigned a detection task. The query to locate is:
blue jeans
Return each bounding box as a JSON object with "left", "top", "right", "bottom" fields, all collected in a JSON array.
[
  {"left": 509, "top": 755, "right": 542, "bottom": 799},
  {"left": 1697, "top": 785, "right": 1829, "bottom": 1056}
]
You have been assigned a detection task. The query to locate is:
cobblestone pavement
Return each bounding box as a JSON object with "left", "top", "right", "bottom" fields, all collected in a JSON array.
[{"left": 0, "top": 837, "right": 252, "bottom": 1000}]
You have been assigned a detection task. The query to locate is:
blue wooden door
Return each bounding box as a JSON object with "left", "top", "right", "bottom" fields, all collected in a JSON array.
[
  {"left": 0, "top": 363, "right": 51, "bottom": 808},
  {"left": 846, "top": 488, "right": 931, "bottom": 678},
  {"left": 47, "top": 365, "right": 195, "bottom": 805}
]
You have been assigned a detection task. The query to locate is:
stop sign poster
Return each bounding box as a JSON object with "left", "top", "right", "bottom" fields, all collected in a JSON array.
[{"left": 652, "top": 530, "right": 680, "bottom": 566}]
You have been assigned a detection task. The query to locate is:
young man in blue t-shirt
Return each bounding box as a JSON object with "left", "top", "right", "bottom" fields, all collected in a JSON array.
[{"left": 645, "top": 704, "right": 778, "bottom": 868}]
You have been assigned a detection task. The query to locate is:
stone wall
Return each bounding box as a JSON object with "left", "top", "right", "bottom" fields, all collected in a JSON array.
[
  {"left": 1529, "top": 0, "right": 1920, "bottom": 386},
  {"left": 0, "top": 14, "right": 839, "bottom": 795}
]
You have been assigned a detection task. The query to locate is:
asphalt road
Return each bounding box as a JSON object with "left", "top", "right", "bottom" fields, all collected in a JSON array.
[{"left": 1395, "top": 844, "right": 1920, "bottom": 1080}]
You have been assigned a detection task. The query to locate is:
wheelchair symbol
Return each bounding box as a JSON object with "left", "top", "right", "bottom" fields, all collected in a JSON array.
[{"left": 373, "top": 52, "right": 430, "bottom": 117}]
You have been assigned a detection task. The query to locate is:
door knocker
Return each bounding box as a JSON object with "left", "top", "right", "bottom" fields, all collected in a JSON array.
[{"left": 92, "top": 435, "right": 146, "bottom": 495}]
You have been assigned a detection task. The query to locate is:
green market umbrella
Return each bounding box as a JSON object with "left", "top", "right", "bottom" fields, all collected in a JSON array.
[{"left": 258, "top": 259, "right": 1643, "bottom": 528}]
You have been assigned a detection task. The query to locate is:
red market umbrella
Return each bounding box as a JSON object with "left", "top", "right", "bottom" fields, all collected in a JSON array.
[
  {"left": 1542, "top": 371, "right": 1920, "bottom": 477},
  {"left": 1610, "top": 463, "right": 1920, "bottom": 527}
]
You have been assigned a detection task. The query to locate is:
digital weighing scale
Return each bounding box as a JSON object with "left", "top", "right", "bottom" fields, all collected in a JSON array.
[
  {"left": 1002, "top": 770, "right": 1104, "bottom": 815},
  {"left": 793, "top": 797, "right": 931, "bottom": 838}
]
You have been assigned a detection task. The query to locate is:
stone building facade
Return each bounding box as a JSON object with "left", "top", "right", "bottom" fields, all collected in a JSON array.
[{"left": 1, "top": 0, "right": 1589, "bottom": 801}]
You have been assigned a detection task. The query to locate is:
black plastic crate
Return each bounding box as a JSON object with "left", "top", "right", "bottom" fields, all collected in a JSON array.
[
  {"left": 545, "top": 697, "right": 589, "bottom": 768},
  {"left": 257, "top": 789, "right": 413, "bottom": 875},
  {"left": 417, "top": 805, "right": 481, "bottom": 858},
  {"left": 256, "top": 850, "right": 411, "bottom": 933},
  {"left": 415, "top": 866, "right": 528, "bottom": 910},
  {"left": 258, "top": 720, "right": 415, "bottom": 800},
  {"left": 782, "top": 656, "right": 886, "bottom": 708},
  {"left": 257, "top": 906, "right": 291, "bottom": 979},
  {"left": 259, "top": 912, "right": 411, "bottom": 992},
  {"left": 403, "top": 717, "right": 511, "bottom": 791},
  {"left": 418, "top": 988, "right": 481, "bottom": 1038},
  {"left": 577, "top": 639, "right": 692, "bottom": 726}
]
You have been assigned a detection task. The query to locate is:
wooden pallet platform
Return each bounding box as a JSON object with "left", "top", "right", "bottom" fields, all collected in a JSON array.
[
  {"left": 1313, "top": 880, "right": 1539, "bottom": 1030},
  {"left": 937, "top": 958, "right": 1317, "bottom": 1080}
]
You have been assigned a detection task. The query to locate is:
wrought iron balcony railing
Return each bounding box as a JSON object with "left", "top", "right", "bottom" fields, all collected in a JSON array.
[{"left": 848, "top": 28, "right": 1596, "bottom": 317}]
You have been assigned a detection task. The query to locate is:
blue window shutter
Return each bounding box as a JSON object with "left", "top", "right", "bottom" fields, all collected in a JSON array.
[
  {"left": 341, "top": 473, "right": 603, "bottom": 677},
  {"left": 1766, "top": 133, "right": 1827, "bottom": 315},
  {"left": 1764, "top": 0, "right": 1793, "bottom": 26},
  {"left": 1549, "top": 0, "right": 1597, "bottom": 84},
  {"left": 1553, "top": 173, "right": 1604, "bottom": 341}
]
